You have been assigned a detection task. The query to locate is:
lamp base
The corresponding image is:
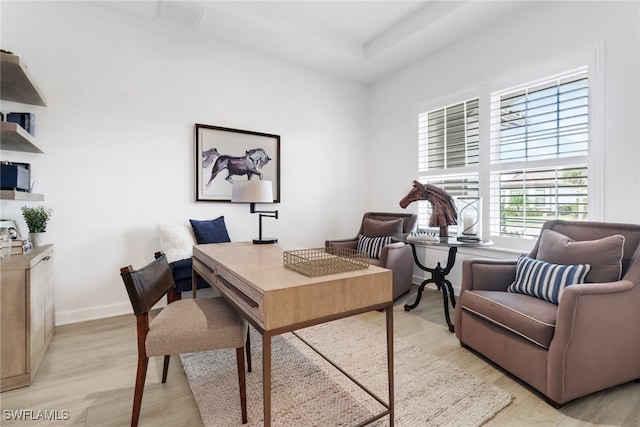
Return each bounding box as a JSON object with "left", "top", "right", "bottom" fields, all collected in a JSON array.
[{"left": 253, "top": 237, "right": 278, "bottom": 244}]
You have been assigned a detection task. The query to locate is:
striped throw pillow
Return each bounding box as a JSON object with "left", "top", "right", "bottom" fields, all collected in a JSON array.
[
  {"left": 507, "top": 255, "right": 591, "bottom": 304},
  {"left": 357, "top": 235, "right": 392, "bottom": 259}
]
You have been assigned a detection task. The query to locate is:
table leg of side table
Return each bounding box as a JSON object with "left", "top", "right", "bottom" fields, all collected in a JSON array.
[{"left": 404, "top": 244, "right": 458, "bottom": 332}]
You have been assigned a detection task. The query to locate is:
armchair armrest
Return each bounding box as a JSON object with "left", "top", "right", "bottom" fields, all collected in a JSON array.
[
  {"left": 379, "top": 242, "right": 414, "bottom": 300},
  {"left": 548, "top": 280, "right": 640, "bottom": 403},
  {"left": 325, "top": 238, "right": 358, "bottom": 251},
  {"left": 460, "top": 258, "right": 518, "bottom": 293},
  {"left": 378, "top": 242, "right": 409, "bottom": 266}
]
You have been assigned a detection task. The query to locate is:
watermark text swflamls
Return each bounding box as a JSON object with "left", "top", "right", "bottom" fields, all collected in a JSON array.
[{"left": 3, "top": 409, "right": 70, "bottom": 421}]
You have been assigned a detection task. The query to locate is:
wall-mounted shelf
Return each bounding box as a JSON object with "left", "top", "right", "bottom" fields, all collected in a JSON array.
[
  {"left": 0, "top": 52, "right": 47, "bottom": 106},
  {"left": 0, "top": 190, "right": 44, "bottom": 201},
  {"left": 0, "top": 122, "right": 43, "bottom": 153},
  {"left": 0, "top": 52, "right": 47, "bottom": 201}
]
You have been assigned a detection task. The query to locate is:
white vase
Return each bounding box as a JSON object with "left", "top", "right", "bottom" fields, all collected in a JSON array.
[{"left": 30, "top": 232, "right": 47, "bottom": 247}]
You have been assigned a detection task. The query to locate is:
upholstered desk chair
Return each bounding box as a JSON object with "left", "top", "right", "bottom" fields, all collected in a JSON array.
[
  {"left": 120, "top": 254, "right": 249, "bottom": 426},
  {"left": 326, "top": 212, "right": 418, "bottom": 300}
]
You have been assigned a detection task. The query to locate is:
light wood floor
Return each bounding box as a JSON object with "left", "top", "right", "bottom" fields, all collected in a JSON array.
[{"left": 2, "top": 287, "right": 639, "bottom": 426}]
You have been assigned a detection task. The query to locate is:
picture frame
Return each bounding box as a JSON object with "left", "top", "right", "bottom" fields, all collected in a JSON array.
[{"left": 195, "top": 124, "right": 281, "bottom": 202}]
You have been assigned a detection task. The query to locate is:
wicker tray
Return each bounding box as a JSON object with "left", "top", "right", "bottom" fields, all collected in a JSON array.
[{"left": 283, "top": 247, "right": 370, "bottom": 277}]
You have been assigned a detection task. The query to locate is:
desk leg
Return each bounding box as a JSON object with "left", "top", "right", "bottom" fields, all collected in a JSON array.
[
  {"left": 263, "top": 333, "right": 272, "bottom": 427},
  {"left": 386, "top": 305, "right": 395, "bottom": 427},
  {"left": 192, "top": 270, "right": 198, "bottom": 299}
]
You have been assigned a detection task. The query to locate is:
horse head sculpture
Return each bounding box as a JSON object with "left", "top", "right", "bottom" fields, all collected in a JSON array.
[{"left": 399, "top": 180, "right": 457, "bottom": 236}]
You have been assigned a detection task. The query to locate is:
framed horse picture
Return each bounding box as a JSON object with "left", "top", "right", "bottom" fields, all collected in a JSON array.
[{"left": 195, "top": 124, "right": 281, "bottom": 202}]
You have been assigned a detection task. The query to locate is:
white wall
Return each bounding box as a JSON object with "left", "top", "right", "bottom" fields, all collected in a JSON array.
[
  {"left": 0, "top": 1, "right": 371, "bottom": 324},
  {"left": 368, "top": 1, "right": 640, "bottom": 289}
]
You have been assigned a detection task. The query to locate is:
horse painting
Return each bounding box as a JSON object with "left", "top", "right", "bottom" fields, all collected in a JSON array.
[
  {"left": 202, "top": 148, "right": 220, "bottom": 169},
  {"left": 206, "top": 147, "right": 271, "bottom": 187}
]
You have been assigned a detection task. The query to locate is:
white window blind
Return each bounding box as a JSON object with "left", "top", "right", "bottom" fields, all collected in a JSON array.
[
  {"left": 417, "top": 98, "right": 480, "bottom": 230},
  {"left": 489, "top": 68, "right": 589, "bottom": 239},
  {"left": 419, "top": 99, "right": 479, "bottom": 172}
]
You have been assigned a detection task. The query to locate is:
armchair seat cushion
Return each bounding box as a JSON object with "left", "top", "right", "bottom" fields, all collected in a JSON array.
[{"left": 461, "top": 290, "right": 558, "bottom": 349}]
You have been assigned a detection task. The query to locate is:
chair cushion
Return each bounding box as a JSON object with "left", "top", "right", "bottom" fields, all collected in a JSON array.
[
  {"left": 146, "top": 298, "right": 247, "bottom": 357},
  {"left": 189, "top": 216, "right": 231, "bottom": 244},
  {"left": 362, "top": 218, "right": 403, "bottom": 237},
  {"left": 507, "top": 255, "right": 590, "bottom": 304},
  {"left": 357, "top": 235, "right": 392, "bottom": 259},
  {"left": 157, "top": 223, "right": 196, "bottom": 263},
  {"left": 461, "top": 290, "right": 558, "bottom": 349},
  {"left": 537, "top": 229, "right": 624, "bottom": 283}
]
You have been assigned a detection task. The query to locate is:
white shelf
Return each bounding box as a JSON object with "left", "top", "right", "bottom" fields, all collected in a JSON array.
[
  {"left": 0, "top": 52, "right": 47, "bottom": 106},
  {"left": 0, "top": 190, "right": 44, "bottom": 201},
  {"left": 0, "top": 122, "right": 43, "bottom": 153}
]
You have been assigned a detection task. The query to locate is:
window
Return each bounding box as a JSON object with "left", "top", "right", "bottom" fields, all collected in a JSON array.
[
  {"left": 416, "top": 64, "right": 592, "bottom": 244},
  {"left": 489, "top": 68, "right": 589, "bottom": 239},
  {"left": 417, "top": 98, "right": 480, "bottom": 231}
]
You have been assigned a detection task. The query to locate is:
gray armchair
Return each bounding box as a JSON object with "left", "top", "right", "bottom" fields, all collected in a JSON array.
[
  {"left": 326, "top": 212, "right": 418, "bottom": 300},
  {"left": 454, "top": 220, "right": 640, "bottom": 406}
]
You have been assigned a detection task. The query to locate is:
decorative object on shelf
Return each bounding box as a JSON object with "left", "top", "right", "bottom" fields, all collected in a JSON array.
[
  {"left": 0, "top": 219, "right": 30, "bottom": 255},
  {"left": 0, "top": 161, "right": 31, "bottom": 191},
  {"left": 195, "top": 123, "right": 280, "bottom": 202},
  {"left": 399, "top": 180, "right": 457, "bottom": 238},
  {"left": 456, "top": 196, "right": 482, "bottom": 242},
  {"left": 6, "top": 112, "right": 35, "bottom": 136},
  {"left": 20, "top": 205, "right": 52, "bottom": 246},
  {"left": 232, "top": 180, "right": 278, "bottom": 244}
]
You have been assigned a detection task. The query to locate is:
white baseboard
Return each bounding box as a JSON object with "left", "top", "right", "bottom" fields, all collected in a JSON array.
[
  {"left": 54, "top": 288, "right": 220, "bottom": 326},
  {"left": 55, "top": 301, "right": 133, "bottom": 326}
]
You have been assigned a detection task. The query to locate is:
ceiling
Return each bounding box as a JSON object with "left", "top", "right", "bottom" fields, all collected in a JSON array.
[{"left": 95, "top": 0, "right": 534, "bottom": 83}]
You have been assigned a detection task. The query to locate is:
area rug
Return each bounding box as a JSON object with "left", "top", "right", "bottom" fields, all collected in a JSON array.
[{"left": 180, "top": 316, "right": 513, "bottom": 426}]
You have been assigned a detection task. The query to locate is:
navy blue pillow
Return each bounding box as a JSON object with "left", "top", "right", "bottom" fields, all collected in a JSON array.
[{"left": 189, "top": 216, "right": 231, "bottom": 244}]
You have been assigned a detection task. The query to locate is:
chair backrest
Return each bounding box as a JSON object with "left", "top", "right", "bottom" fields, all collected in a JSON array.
[
  {"left": 529, "top": 220, "right": 640, "bottom": 282},
  {"left": 357, "top": 212, "right": 418, "bottom": 236},
  {"left": 120, "top": 254, "right": 175, "bottom": 315}
]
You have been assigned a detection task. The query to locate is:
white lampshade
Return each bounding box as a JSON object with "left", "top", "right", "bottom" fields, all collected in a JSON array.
[{"left": 231, "top": 180, "right": 273, "bottom": 203}]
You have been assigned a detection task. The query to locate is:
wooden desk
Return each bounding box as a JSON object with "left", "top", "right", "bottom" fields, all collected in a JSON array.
[{"left": 193, "top": 242, "right": 394, "bottom": 426}]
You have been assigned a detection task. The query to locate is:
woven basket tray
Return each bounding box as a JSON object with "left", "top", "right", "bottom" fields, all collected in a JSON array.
[{"left": 283, "top": 247, "right": 369, "bottom": 277}]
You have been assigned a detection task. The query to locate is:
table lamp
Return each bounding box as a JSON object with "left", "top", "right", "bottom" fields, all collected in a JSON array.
[{"left": 232, "top": 180, "right": 278, "bottom": 244}]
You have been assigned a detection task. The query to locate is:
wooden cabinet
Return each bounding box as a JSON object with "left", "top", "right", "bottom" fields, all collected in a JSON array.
[
  {"left": 1, "top": 245, "right": 54, "bottom": 392},
  {"left": 0, "top": 51, "right": 46, "bottom": 200}
]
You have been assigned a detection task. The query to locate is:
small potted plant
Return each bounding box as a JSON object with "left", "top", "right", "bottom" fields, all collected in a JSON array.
[{"left": 21, "top": 205, "right": 53, "bottom": 246}]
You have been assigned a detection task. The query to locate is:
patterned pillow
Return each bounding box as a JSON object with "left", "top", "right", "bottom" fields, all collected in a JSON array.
[
  {"left": 507, "top": 255, "right": 591, "bottom": 304},
  {"left": 357, "top": 235, "right": 392, "bottom": 259}
]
